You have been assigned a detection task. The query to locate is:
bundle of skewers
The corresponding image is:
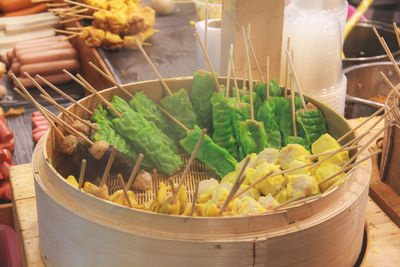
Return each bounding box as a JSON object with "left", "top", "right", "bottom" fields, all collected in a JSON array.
[
  {"left": 11, "top": 23, "right": 398, "bottom": 217},
  {"left": 49, "top": 0, "right": 156, "bottom": 50}
]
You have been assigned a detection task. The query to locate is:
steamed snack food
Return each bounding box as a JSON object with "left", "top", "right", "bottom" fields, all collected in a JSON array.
[
  {"left": 191, "top": 71, "right": 218, "bottom": 132},
  {"left": 161, "top": 88, "right": 197, "bottom": 140},
  {"left": 211, "top": 93, "right": 239, "bottom": 160},
  {"left": 79, "top": 0, "right": 156, "bottom": 50},
  {"left": 296, "top": 103, "right": 327, "bottom": 146},
  {"left": 180, "top": 125, "right": 237, "bottom": 177},
  {"left": 83, "top": 181, "right": 110, "bottom": 200}
]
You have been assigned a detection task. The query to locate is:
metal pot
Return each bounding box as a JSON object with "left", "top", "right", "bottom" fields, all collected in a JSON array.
[
  {"left": 344, "top": 61, "right": 400, "bottom": 118},
  {"left": 343, "top": 20, "right": 400, "bottom": 68}
]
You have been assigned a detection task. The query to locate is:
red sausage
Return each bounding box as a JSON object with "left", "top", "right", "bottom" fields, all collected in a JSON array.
[
  {"left": 19, "top": 48, "right": 78, "bottom": 65},
  {"left": 33, "top": 119, "right": 50, "bottom": 128},
  {"left": 0, "top": 161, "right": 10, "bottom": 179},
  {"left": 13, "top": 73, "right": 73, "bottom": 89},
  {"left": 31, "top": 111, "right": 43, "bottom": 117},
  {"left": 0, "top": 180, "right": 11, "bottom": 201},
  {"left": 16, "top": 41, "right": 73, "bottom": 61},
  {"left": 32, "top": 125, "right": 49, "bottom": 134},
  {"left": 32, "top": 116, "right": 47, "bottom": 123},
  {"left": 20, "top": 59, "right": 80, "bottom": 76},
  {"left": 0, "top": 138, "right": 14, "bottom": 152},
  {"left": 9, "top": 61, "right": 21, "bottom": 77},
  {"left": 0, "top": 120, "right": 13, "bottom": 143},
  {"left": 0, "top": 149, "right": 12, "bottom": 164},
  {"left": 33, "top": 129, "right": 47, "bottom": 143}
]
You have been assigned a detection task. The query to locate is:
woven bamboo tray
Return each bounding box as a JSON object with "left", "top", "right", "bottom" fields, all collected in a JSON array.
[{"left": 33, "top": 77, "right": 369, "bottom": 267}]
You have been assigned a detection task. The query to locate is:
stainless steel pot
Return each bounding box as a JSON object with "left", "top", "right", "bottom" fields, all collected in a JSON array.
[
  {"left": 344, "top": 61, "right": 400, "bottom": 118},
  {"left": 343, "top": 20, "right": 400, "bottom": 68}
]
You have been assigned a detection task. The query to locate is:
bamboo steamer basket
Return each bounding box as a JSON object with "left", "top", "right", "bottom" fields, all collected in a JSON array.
[{"left": 32, "top": 78, "right": 370, "bottom": 267}]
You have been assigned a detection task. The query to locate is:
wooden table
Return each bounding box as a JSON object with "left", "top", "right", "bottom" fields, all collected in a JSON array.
[{"left": 8, "top": 163, "right": 400, "bottom": 267}]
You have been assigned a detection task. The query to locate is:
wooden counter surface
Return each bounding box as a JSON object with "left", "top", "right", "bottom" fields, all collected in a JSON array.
[{"left": 8, "top": 163, "right": 400, "bottom": 267}]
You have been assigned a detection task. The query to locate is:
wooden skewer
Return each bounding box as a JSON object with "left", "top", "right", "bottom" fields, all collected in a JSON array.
[
  {"left": 241, "top": 26, "right": 250, "bottom": 93},
  {"left": 171, "top": 129, "right": 206, "bottom": 202},
  {"left": 194, "top": 31, "right": 221, "bottom": 89},
  {"left": 32, "top": 0, "right": 53, "bottom": 2},
  {"left": 88, "top": 61, "right": 134, "bottom": 98},
  {"left": 46, "top": 108, "right": 94, "bottom": 145},
  {"left": 62, "top": 69, "right": 86, "bottom": 88},
  {"left": 273, "top": 194, "right": 306, "bottom": 210},
  {"left": 190, "top": 181, "right": 200, "bottom": 216},
  {"left": 229, "top": 46, "right": 240, "bottom": 105},
  {"left": 290, "top": 72, "right": 297, "bottom": 136},
  {"left": 58, "top": 11, "right": 93, "bottom": 19},
  {"left": 285, "top": 49, "right": 306, "bottom": 109},
  {"left": 220, "top": 174, "right": 247, "bottom": 214},
  {"left": 66, "top": 27, "right": 84, "bottom": 31},
  {"left": 64, "top": 0, "right": 103, "bottom": 11},
  {"left": 234, "top": 170, "right": 274, "bottom": 199},
  {"left": 37, "top": 74, "right": 93, "bottom": 115},
  {"left": 394, "top": 23, "right": 400, "bottom": 50},
  {"left": 47, "top": 2, "right": 68, "bottom": 7},
  {"left": 242, "top": 26, "right": 254, "bottom": 120},
  {"left": 62, "top": 34, "right": 79, "bottom": 41},
  {"left": 78, "top": 159, "right": 86, "bottom": 189},
  {"left": 266, "top": 56, "right": 270, "bottom": 101},
  {"left": 76, "top": 73, "right": 122, "bottom": 117},
  {"left": 319, "top": 149, "right": 381, "bottom": 187},
  {"left": 311, "top": 107, "right": 393, "bottom": 170},
  {"left": 39, "top": 94, "right": 96, "bottom": 130},
  {"left": 125, "top": 154, "right": 144, "bottom": 190},
  {"left": 67, "top": 8, "right": 89, "bottom": 14},
  {"left": 225, "top": 44, "right": 233, "bottom": 98},
  {"left": 373, "top": 27, "right": 400, "bottom": 78},
  {"left": 60, "top": 17, "right": 81, "bottom": 24},
  {"left": 134, "top": 40, "right": 173, "bottom": 96},
  {"left": 342, "top": 122, "right": 391, "bottom": 170},
  {"left": 118, "top": 174, "right": 133, "bottom": 208},
  {"left": 308, "top": 145, "right": 362, "bottom": 160},
  {"left": 54, "top": 29, "right": 81, "bottom": 35},
  {"left": 337, "top": 105, "right": 385, "bottom": 143},
  {"left": 247, "top": 31, "right": 265, "bottom": 83},
  {"left": 157, "top": 104, "right": 190, "bottom": 132},
  {"left": 220, "top": 156, "right": 251, "bottom": 214},
  {"left": 284, "top": 37, "right": 291, "bottom": 98},
  {"left": 23, "top": 72, "right": 52, "bottom": 99},
  {"left": 99, "top": 147, "right": 117, "bottom": 188},
  {"left": 379, "top": 71, "right": 400, "bottom": 98},
  {"left": 11, "top": 74, "right": 65, "bottom": 140}
]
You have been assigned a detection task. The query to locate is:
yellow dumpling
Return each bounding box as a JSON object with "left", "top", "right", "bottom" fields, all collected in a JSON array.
[
  {"left": 221, "top": 167, "right": 255, "bottom": 185},
  {"left": 285, "top": 160, "right": 311, "bottom": 176},
  {"left": 237, "top": 183, "right": 260, "bottom": 201},
  {"left": 197, "top": 178, "right": 219, "bottom": 203},
  {"left": 238, "top": 197, "right": 267, "bottom": 215},
  {"left": 286, "top": 174, "right": 320, "bottom": 198},
  {"left": 312, "top": 133, "right": 349, "bottom": 166},
  {"left": 83, "top": 182, "right": 109, "bottom": 200},
  {"left": 258, "top": 194, "right": 279, "bottom": 210},
  {"left": 256, "top": 147, "right": 280, "bottom": 166},
  {"left": 274, "top": 188, "right": 288, "bottom": 203},
  {"left": 249, "top": 162, "right": 285, "bottom": 196},
  {"left": 314, "top": 162, "right": 344, "bottom": 192},
  {"left": 280, "top": 144, "right": 311, "bottom": 169},
  {"left": 66, "top": 175, "right": 79, "bottom": 188},
  {"left": 236, "top": 153, "right": 258, "bottom": 170}
]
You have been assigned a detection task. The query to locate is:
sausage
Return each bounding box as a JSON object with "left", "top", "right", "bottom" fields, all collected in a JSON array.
[
  {"left": 0, "top": 161, "right": 10, "bottom": 179},
  {"left": 0, "top": 138, "right": 14, "bottom": 152},
  {"left": 19, "top": 48, "right": 78, "bottom": 65},
  {"left": 31, "top": 111, "right": 43, "bottom": 117},
  {"left": 20, "top": 59, "right": 80, "bottom": 76},
  {"left": 9, "top": 61, "right": 20, "bottom": 77},
  {"left": 0, "top": 149, "right": 12, "bottom": 164},
  {"left": 3, "top": 3, "right": 48, "bottom": 17},
  {"left": 32, "top": 125, "right": 49, "bottom": 134},
  {"left": 33, "top": 129, "right": 47, "bottom": 143},
  {"left": 4, "top": 50, "right": 13, "bottom": 68},
  {"left": 14, "top": 35, "right": 67, "bottom": 50},
  {"left": 0, "top": 0, "right": 36, "bottom": 13},
  {"left": 13, "top": 72, "right": 73, "bottom": 88},
  {"left": 0, "top": 120, "right": 13, "bottom": 143},
  {"left": 33, "top": 120, "right": 50, "bottom": 129},
  {"left": 16, "top": 41, "right": 73, "bottom": 61}
]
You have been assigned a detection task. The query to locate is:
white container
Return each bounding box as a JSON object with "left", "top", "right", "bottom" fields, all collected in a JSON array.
[
  {"left": 280, "top": 0, "right": 348, "bottom": 115},
  {"left": 195, "top": 19, "right": 221, "bottom": 73}
]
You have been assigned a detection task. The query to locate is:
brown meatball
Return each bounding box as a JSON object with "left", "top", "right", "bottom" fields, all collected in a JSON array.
[{"left": 89, "top": 140, "right": 109, "bottom": 160}]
